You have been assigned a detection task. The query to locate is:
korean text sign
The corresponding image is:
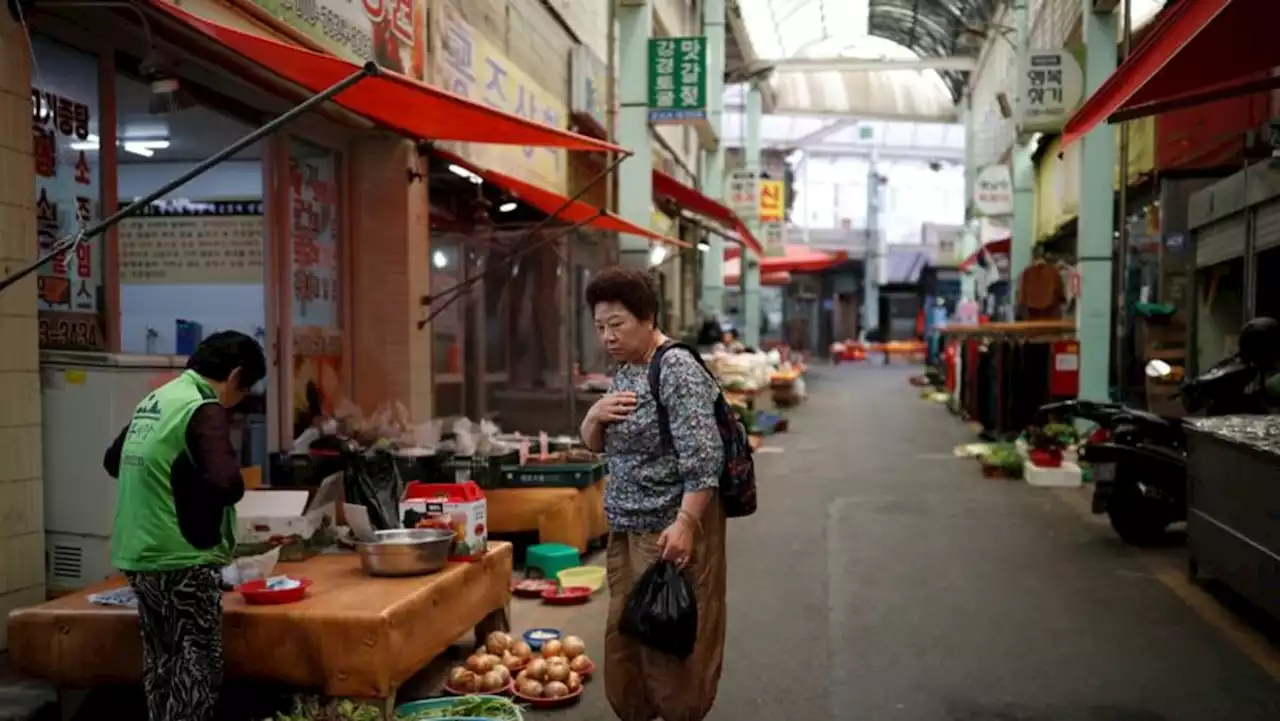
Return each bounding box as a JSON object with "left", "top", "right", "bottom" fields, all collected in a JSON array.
[
  {"left": 434, "top": 4, "right": 567, "bottom": 192},
  {"left": 247, "top": 0, "right": 424, "bottom": 78},
  {"left": 648, "top": 36, "right": 707, "bottom": 123},
  {"left": 1018, "top": 48, "right": 1084, "bottom": 133},
  {"left": 728, "top": 169, "right": 759, "bottom": 221},
  {"left": 758, "top": 180, "right": 785, "bottom": 223},
  {"left": 31, "top": 39, "right": 105, "bottom": 351}
]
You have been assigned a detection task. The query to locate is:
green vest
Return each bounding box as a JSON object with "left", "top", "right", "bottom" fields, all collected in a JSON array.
[{"left": 111, "top": 370, "right": 237, "bottom": 572}]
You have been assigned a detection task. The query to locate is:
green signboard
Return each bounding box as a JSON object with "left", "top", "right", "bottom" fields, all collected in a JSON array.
[{"left": 648, "top": 36, "right": 707, "bottom": 123}]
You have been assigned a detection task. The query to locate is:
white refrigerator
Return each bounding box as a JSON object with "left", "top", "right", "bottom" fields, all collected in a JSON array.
[{"left": 40, "top": 351, "right": 188, "bottom": 591}]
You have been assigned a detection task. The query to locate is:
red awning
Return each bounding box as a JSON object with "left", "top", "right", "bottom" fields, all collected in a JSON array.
[
  {"left": 724, "top": 258, "right": 792, "bottom": 286},
  {"left": 959, "top": 237, "right": 1010, "bottom": 272},
  {"left": 434, "top": 151, "right": 689, "bottom": 247},
  {"left": 146, "top": 1, "right": 624, "bottom": 153},
  {"left": 726, "top": 244, "right": 846, "bottom": 273},
  {"left": 1061, "top": 0, "right": 1279, "bottom": 151},
  {"left": 652, "top": 170, "right": 765, "bottom": 255}
]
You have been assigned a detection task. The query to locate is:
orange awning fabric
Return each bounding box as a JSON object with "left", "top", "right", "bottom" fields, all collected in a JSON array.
[
  {"left": 725, "top": 257, "right": 792, "bottom": 287},
  {"left": 726, "top": 244, "right": 847, "bottom": 273},
  {"left": 434, "top": 151, "right": 689, "bottom": 248},
  {"left": 1061, "top": 0, "right": 1279, "bottom": 151},
  {"left": 652, "top": 170, "right": 764, "bottom": 256},
  {"left": 146, "top": 1, "right": 624, "bottom": 153}
]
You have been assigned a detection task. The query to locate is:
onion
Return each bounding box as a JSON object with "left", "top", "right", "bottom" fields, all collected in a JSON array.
[
  {"left": 485, "top": 631, "right": 512, "bottom": 655},
  {"left": 518, "top": 678, "right": 544, "bottom": 698},
  {"left": 545, "top": 658, "right": 570, "bottom": 683},
  {"left": 569, "top": 654, "right": 592, "bottom": 673},
  {"left": 493, "top": 664, "right": 511, "bottom": 684},
  {"left": 481, "top": 670, "right": 506, "bottom": 692},
  {"left": 449, "top": 666, "right": 469, "bottom": 684},
  {"left": 561, "top": 635, "right": 586, "bottom": 659},
  {"left": 541, "top": 639, "right": 564, "bottom": 658},
  {"left": 465, "top": 654, "right": 493, "bottom": 674},
  {"left": 544, "top": 681, "right": 569, "bottom": 698},
  {"left": 452, "top": 669, "right": 479, "bottom": 693},
  {"left": 501, "top": 651, "right": 521, "bottom": 669},
  {"left": 526, "top": 658, "right": 549, "bottom": 682},
  {"left": 566, "top": 671, "right": 582, "bottom": 692},
  {"left": 510, "top": 641, "right": 533, "bottom": 659}
]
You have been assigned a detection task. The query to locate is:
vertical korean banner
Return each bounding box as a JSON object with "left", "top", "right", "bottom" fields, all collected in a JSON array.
[
  {"left": 31, "top": 47, "right": 105, "bottom": 351},
  {"left": 758, "top": 179, "right": 785, "bottom": 257},
  {"left": 433, "top": 3, "right": 568, "bottom": 191},
  {"left": 728, "top": 169, "right": 759, "bottom": 222},
  {"left": 647, "top": 36, "right": 707, "bottom": 123},
  {"left": 289, "top": 138, "right": 343, "bottom": 439}
]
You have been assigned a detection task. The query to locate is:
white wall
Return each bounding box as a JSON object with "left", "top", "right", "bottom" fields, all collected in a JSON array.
[
  {"left": 117, "top": 160, "right": 266, "bottom": 354},
  {"left": 796, "top": 155, "right": 965, "bottom": 243}
]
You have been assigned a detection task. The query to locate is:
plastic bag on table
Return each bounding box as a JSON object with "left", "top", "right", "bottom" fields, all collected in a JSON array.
[
  {"left": 342, "top": 446, "right": 403, "bottom": 531},
  {"left": 619, "top": 560, "right": 698, "bottom": 660},
  {"left": 453, "top": 418, "right": 477, "bottom": 457},
  {"left": 220, "top": 546, "right": 281, "bottom": 587}
]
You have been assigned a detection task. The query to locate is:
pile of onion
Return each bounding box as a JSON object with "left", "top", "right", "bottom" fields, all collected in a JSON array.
[
  {"left": 514, "top": 634, "right": 591, "bottom": 699},
  {"left": 449, "top": 636, "right": 533, "bottom": 694}
]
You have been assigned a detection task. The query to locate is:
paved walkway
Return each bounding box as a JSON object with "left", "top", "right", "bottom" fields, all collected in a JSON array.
[{"left": 521, "top": 364, "right": 1280, "bottom": 720}]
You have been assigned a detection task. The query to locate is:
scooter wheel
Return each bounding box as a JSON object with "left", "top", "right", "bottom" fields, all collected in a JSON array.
[{"left": 1107, "top": 497, "right": 1170, "bottom": 546}]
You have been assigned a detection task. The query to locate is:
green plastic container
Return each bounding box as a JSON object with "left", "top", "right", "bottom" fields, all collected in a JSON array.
[{"left": 394, "top": 695, "right": 522, "bottom": 721}]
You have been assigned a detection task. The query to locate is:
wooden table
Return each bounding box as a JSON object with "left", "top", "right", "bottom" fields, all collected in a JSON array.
[
  {"left": 486, "top": 478, "right": 608, "bottom": 553},
  {"left": 6, "top": 542, "right": 513, "bottom": 711}
]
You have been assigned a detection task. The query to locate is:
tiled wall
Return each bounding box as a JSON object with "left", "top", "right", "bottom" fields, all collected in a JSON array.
[{"left": 0, "top": 11, "right": 45, "bottom": 651}]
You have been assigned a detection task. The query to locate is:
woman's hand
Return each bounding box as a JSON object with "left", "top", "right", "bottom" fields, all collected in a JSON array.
[
  {"left": 588, "top": 391, "right": 637, "bottom": 424},
  {"left": 657, "top": 513, "right": 696, "bottom": 568}
]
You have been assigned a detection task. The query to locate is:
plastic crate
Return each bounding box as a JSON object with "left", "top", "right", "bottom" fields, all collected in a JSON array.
[
  {"left": 447, "top": 451, "right": 519, "bottom": 489},
  {"left": 499, "top": 461, "right": 605, "bottom": 489}
]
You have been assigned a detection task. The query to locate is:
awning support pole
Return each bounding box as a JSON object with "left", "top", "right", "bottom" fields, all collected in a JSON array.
[{"left": 0, "top": 63, "right": 378, "bottom": 296}]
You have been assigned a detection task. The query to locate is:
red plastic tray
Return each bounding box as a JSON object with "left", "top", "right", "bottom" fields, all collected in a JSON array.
[
  {"left": 541, "top": 586, "right": 591, "bottom": 605},
  {"left": 444, "top": 679, "right": 513, "bottom": 696},
  {"left": 513, "top": 683, "right": 582, "bottom": 709},
  {"left": 235, "top": 577, "right": 312, "bottom": 605}
]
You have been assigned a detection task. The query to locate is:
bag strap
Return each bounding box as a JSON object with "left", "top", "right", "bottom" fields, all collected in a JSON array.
[{"left": 649, "top": 341, "right": 720, "bottom": 452}]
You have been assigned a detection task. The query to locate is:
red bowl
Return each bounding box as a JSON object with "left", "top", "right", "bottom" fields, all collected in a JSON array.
[
  {"left": 569, "top": 657, "right": 595, "bottom": 680},
  {"left": 513, "top": 683, "right": 583, "bottom": 708},
  {"left": 511, "top": 579, "right": 558, "bottom": 598},
  {"left": 235, "top": 577, "right": 312, "bottom": 605},
  {"left": 444, "top": 679, "right": 513, "bottom": 696},
  {"left": 541, "top": 586, "right": 592, "bottom": 605}
]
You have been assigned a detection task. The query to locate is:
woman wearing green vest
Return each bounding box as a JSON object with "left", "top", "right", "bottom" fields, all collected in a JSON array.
[{"left": 103, "top": 330, "right": 267, "bottom": 721}]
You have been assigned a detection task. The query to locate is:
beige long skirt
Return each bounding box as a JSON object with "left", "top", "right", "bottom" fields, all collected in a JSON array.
[{"left": 603, "top": 499, "right": 727, "bottom": 721}]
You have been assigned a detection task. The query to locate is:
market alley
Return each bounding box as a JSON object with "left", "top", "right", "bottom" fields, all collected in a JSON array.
[{"left": 514, "top": 364, "right": 1280, "bottom": 721}]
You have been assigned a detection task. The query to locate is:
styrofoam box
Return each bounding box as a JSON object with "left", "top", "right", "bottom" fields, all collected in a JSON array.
[{"left": 1025, "top": 460, "right": 1083, "bottom": 488}]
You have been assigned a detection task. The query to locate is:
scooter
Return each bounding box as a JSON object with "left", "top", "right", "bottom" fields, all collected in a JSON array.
[{"left": 1033, "top": 355, "right": 1269, "bottom": 544}]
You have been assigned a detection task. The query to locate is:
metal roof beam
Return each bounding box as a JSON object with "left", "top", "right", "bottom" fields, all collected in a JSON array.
[
  {"left": 764, "top": 55, "right": 977, "bottom": 72},
  {"left": 790, "top": 145, "right": 966, "bottom": 162}
]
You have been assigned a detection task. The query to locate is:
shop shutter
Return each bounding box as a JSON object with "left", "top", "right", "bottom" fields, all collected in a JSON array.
[
  {"left": 1194, "top": 215, "right": 1246, "bottom": 268},
  {"left": 1254, "top": 200, "right": 1280, "bottom": 253}
]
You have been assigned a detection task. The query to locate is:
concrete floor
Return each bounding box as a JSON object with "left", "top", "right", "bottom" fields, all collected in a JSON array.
[{"left": 487, "top": 364, "right": 1280, "bottom": 721}]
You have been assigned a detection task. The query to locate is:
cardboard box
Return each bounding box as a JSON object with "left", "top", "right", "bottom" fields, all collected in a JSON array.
[
  {"left": 400, "top": 481, "right": 488, "bottom": 562},
  {"left": 234, "top": 473, "right": 341, "bottom": 561}
]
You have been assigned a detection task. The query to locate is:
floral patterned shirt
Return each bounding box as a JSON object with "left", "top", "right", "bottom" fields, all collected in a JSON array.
[{"left": 603, "top": 347, "right": 724, "bottom": 533}]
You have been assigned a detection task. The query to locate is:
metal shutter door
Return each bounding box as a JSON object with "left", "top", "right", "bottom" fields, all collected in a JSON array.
[
  {"left": 1195, "top": 215, "right": 1246, "bottom": 268},
  {"left": 1254, "top": 200, "right": 1280, "bottom": 252}
]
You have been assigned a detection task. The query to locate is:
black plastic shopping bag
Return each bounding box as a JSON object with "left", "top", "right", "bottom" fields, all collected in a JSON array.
[
  {"left": 619, "top": 560, "right": 698, "bottom": 660},
  {"left": 342, "top": 446, "right": 403, "bottom": 531}
]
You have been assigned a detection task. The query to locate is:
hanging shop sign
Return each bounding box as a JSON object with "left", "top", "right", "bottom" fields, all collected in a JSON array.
[
  {"left": 32, "top": 78, "right": 105, "bottom": 351},
  {"left": 728, "top": 169, "right": 759, "bottom": 220},
  {"left": 570, "top": 45, "right": 608, "bottom": 134},
  {"left": 1017, "top": 47, "right": 1085, "bottom": 133},
  {"left": 118, "top": 200, "right": 264, "bottom": 284},
  {"left": 238, "top": 0, "right": 424, "bottom": 76},
  {"left": 761, "top": 222, "right": 786, "bottom": 258},
  {"left": 434, "top": 3, "right": 568, "bottom": 193},
  {"left": 973, "top": 164, "right": 1014, "bottom": 217},
  {"left": 647, "top": 36, "right": 707, "bottom": 123},
  {"left": 758, "top": 179, "right": 785, "bottom": 223}
]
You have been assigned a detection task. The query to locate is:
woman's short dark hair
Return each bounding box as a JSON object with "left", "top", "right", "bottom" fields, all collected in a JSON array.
[
  {"left": 585, "top": 266, "right": 660, "bottom": 323},
  {"left": 187, "top": 331, "right": 268, "bottom": 391}
]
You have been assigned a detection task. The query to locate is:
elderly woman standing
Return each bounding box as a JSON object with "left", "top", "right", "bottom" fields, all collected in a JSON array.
[{"left": 579, "top": 267, "right": 727, "bottom": 721}]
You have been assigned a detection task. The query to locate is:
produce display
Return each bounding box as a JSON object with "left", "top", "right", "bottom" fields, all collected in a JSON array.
[
  {"left": 446, "top": 632, "right": 535, "bottom": 695},
  {"left": 512, "top": 635, "right": 594, "bottom": 706},
  {"left": 396, "top": 696, "right": 522, "bottom": 721}
]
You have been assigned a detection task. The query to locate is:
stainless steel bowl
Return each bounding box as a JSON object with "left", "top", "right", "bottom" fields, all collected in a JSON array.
[{"left": 355, "top": 528, "right": 454, "bottom": 577}]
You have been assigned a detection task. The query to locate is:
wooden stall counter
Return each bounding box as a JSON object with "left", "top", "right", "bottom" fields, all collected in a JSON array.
[
  {"left": 6, "top": 542, "right": 514, "bottom": 704},
  {"left": 486, "top": 478, "right": 607, "bottom": 553}
]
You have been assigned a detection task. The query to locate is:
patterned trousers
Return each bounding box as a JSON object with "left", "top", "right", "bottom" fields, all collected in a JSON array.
[{"left": 126, "top": 566, "right": 224, "bottom": 721}]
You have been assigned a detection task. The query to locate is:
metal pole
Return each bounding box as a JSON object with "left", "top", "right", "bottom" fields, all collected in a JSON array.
[
  {"left": 0, "top": 64, "right": 377, "bottom": 295},
  {"left": 1115, "top": 0, "right": 1133, "bottom": 398}
]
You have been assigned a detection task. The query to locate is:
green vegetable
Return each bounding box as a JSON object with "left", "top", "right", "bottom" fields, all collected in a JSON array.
[{"left": 397, "top": 696, "right": 520, "bottom": 720}]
